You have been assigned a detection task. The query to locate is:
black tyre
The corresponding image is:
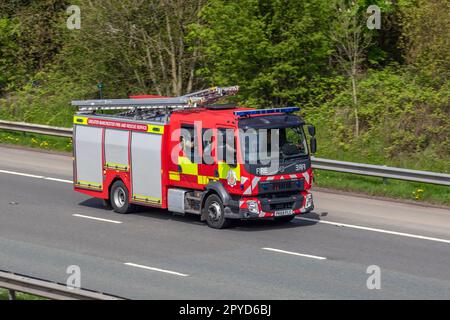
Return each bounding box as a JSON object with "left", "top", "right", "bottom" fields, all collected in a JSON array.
[
  {"left": 110, "top": 180, "right": 134, "bottom": 214},
  {"left": 204, "top": 194, "right": 231, "bottom": 229},
  {"left": 275, "top": 215, "right": 296, "bottom": 223},
  {"left": 103, "top": 199, "right": 112, "bottom": 210}
]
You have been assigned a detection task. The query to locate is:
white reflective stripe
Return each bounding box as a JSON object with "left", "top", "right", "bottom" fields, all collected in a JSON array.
[
  {"left": 251, "top": 177, "right": 260, "bottom": 189},
  {"left": 303, "top": 171, "right": 310, "bottom": 184},
  {"left": 243, "top": 186, "right": 252, "bottom": 195}
]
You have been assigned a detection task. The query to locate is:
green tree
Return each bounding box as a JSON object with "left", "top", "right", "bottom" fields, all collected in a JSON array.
[
  {"left": 0, "top": 17, "right": 22, "bottom": 93},
  {"left": 329, "top": 1, "right": 371, "bottom": 138},
  {"left": 400, "top": 0, "right": 450, "bottom": 81},
  {"left": 0, "top": 0, "right": 68, "bottom": 92},
  {"left": 62, "top": 0, "right": 207, "bottom": 97},
  {"left": 193, "top": 0, "right": 335, "bottom": 107}
]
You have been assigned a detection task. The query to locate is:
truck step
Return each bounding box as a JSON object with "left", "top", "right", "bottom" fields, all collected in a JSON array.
[{"left": 185, "top": 195, "right": 201, "bottom": 202}]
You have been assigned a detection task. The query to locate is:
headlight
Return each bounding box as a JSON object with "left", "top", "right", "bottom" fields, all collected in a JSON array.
[
  {"left": 246, "top": 200, "right": 259, "bottom": 214},
  {"left": 305, "top": 194, "right": 313, "bottom": 208}
]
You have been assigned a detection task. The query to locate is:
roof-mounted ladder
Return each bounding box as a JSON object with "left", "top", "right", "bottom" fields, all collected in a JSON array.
[{"left": 72, "top": 86, "right": 239, "bottom": 112}]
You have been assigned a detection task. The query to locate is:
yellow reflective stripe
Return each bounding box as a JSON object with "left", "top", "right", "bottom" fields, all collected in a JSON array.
[
  {"left": 178, "top": 156, "right": 198, "bottom": 175},
  {"left": 74, "top": 116, "right": 88, "bottom": 125},
  {"left": 105, "top": 162, "right": 129, "bottom": 171},
  {"left": 132, "top": 194, "right": 161, "bottom": 204},
  {"left": 147, "top": 125, "right": 164, "bottom": 134},
  {"left": 217, "top": 161, "right": 241, "bottom": 181},
  {"left": 197, "top": 175, "right": 218, "bottom": 185},
  {"left": 169, "top": 171, "right": 180, "bottom": 181},
  {"left": 76, "top": 180, "right": 102, "bottom": 190}
]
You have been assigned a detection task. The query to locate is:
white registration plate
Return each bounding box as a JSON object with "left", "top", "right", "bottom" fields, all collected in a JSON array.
[{"left": 274, "top": 209, "right": 293, "bottom": 217}]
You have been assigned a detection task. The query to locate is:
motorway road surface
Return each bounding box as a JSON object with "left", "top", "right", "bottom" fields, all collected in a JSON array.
[{"left": 0, "top": 145, "right": 450, "bottom": 299}]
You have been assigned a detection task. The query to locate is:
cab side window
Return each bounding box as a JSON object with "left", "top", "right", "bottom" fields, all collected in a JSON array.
[
  {"left": 180, "top": 124, "right": 196, "bottom": 163},
  {"left": 202, "top": 128, "right": 214, "bottom": 165},
  {"left": 217, "top": 128, "right": 236, "bottom": 165}
]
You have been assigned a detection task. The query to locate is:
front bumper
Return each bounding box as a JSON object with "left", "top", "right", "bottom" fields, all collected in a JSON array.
[{"left": 224, "top": 192, "right": 314, "bottom": 219}]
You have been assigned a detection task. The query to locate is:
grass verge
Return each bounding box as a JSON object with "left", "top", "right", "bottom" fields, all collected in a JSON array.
[
  {"left": 0, "top": 130, "right": 72, "bottom": 152},
  {"left": 0, "top": 288, "right": 45, "bottom": 300}
]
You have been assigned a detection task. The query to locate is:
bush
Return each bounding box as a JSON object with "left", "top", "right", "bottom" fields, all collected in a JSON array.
[{"left": 304, "top": 66, "right": 450, "bottom": 172}]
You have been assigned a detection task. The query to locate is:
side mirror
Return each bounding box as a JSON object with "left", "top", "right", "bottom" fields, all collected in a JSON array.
[
  {"left": 308, "top": 125, "right": 316, "bottom": 137},
  {"left": 310, "top": 136, "right": 317, "bottom": 154}
]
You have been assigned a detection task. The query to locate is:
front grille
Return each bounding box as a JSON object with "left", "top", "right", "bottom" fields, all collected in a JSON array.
[
  {"left": 270, "top": 202, "right": 294, "bottom": 210},
  {"left": 259, "top": 195, "right": 304, "bottom": 212},
  {"left": 258, "top": 179, "right": 304, "bottom": 194}
]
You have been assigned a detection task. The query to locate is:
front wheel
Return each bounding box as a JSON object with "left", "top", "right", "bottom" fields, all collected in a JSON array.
[
  {"left": 204, "top": 194, "right": 231, "bottom": 229},
  {"left": 110, "top": 180, "right": 134, "bottom": 214}
]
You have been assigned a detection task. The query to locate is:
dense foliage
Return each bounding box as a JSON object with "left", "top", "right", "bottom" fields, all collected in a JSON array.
[{"left": 0, "top": 0, "right": 448, "bottom": 172}]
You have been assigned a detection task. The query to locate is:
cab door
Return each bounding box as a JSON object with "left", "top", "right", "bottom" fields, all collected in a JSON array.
[
  {"left": 176, "top": 123, "right": 201, "bottom": 187},
  {"left": 216, "top": 126, "right": 241, "bottom": 191}
]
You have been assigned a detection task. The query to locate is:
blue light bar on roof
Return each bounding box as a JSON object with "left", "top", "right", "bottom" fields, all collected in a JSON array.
[{"left": 233, "top": 106, "right": 300, "bottom": 117}]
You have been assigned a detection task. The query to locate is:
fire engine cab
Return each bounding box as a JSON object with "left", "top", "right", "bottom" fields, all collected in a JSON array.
[{"left": 72, "top": 86, "right": 316, "bottom": 228}]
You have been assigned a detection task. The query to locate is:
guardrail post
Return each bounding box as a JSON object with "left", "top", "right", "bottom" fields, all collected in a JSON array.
[
  {"left": 8, "top": 289, "right": 16, "bottom": 300},
  {"left": 382, "top": 165, "right": 389, "bottom": 185}
]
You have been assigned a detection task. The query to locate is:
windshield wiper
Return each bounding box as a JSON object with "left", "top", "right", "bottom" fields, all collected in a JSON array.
[{"left": 280, "top": 152, "right": 305, "bottom": 161}]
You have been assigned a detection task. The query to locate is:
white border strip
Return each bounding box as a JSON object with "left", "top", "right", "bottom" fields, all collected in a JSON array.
[
  {"left": 0, "top": 169, "right": 72, "bottom": 184},
  {"left": 124, "top": 262, "right": 189, "bottom": 277},
  {"left": 297, "top": 217, "right": 450, "bottom": 244},
  {"left": 262, "top": 247, "right": 327, "bottom": 260},
  {"left": 73, "top": 214, "right": 122, "bottom": 224}
]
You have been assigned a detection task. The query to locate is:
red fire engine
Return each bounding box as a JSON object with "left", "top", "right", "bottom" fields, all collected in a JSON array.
[{"left": 72, "top": 86, "right": 316, "bottom": 228}]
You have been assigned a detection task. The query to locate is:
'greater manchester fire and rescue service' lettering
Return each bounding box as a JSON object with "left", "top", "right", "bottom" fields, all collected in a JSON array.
[{"left": 87, "top": 118, "right": 148, "bottom": 132}]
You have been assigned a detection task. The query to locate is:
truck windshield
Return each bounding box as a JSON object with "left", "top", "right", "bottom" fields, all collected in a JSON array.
[{"left": 239, "top": 126, "right": 308, "bottom": 165}]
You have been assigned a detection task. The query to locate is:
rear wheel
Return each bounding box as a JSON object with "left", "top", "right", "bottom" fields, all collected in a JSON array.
[
  {"left": 110, "top": 180, "right": 133, "bottom": 214},
  {"left": 204, "top": 194, "right": 231, "bottom": 229}
]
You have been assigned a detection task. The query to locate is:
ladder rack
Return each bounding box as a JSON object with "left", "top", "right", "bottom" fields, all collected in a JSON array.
[{"left": 72, "top": 86, "right": 239, "bottom": 112}]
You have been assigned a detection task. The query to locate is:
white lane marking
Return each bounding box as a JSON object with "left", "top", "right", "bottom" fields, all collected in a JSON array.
[
  {"left": 0, "top": 169, "right": 43, "bottom": 179},
  {"left": 0, "top": 169, "right": 72, "bottom": 184},
  {"left": 44, "top": 177, "right": 72, "bottom": 184},
  {"left": 297, "top": 217, "right": 450, "bottom": 244},
  {"left": 262, "top": 247, "right": 327, "bottom": 260},
  {"left": 73, "top": 214, "right": 122, "bottom": 224},
  {"left": 124, "top": 262, "right": 189, "bottom": 277}
]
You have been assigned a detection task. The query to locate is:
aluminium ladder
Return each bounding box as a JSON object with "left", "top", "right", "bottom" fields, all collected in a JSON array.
[{"left": 72, "top": 86, "right": 239, "bottom": 112}]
